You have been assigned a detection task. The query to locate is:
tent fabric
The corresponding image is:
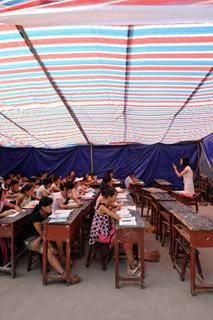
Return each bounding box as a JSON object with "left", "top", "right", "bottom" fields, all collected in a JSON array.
[
  {"left": 203, "top": 134, "right": 213, "bottom": 167},
  {"left": 0, "top": 23, "right": 213, "bottom": 147},
  {"left": 0, "top": 142, "right": 198, "bottom": 188},
  {"left": 0, "top": 1, "right": 213, "bottom": 25},
  {"left": 0, "top": 145, "right": 91, "bottom": 178}
]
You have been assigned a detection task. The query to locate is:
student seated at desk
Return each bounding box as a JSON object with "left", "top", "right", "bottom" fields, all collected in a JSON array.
[
  {"left": 36, "top": 179, "right": 52, "bottom": 199},
  {"left": 100, "top": 176, "right": 113, "bottom": 190},
  {"left": 29, "top": 177, "right": 39, "bottom": 186},
  {"left": 8, "top": 180, "right": 20, "bottom": 196},
  {"left": 24, "top": 197, "right": 80, "bottom": 284},
  {"left": 16, "top": 184, "right": 37, "bottom": 209},
  {"left": 2, "top": 175, "right": 12, "bottom": 191},
  {"left": 66, "top": 182, "right": 82, "bottom": 206},
  {"left": 52, "top": 182, "right": 81, "bottom": 212},
  {"left": 124, "top": 172, "right": 143, "bottom": 190},
  {"left": 73, "top": 178, "right": 87, "bottom": 197},
  {"left": 89, "top": 188, "right": 140, "bottom": 276},
  {"left": 82, "top": 173, "right": 95, "bottom": 186},
  {"left": 173, "top": 156, "right": 195, "bottom": 195},
  {"left": 50, "top": 176, "right": 61, "bottom": 193},
  {"left": 103, "top": 170, "right": 114, "bottom": 181},
  {"left": 0, "top": 189, "right": 20, "bottom": 217},
  {"left": 65, "top": 170, "right": 76, "bottom": 183}
]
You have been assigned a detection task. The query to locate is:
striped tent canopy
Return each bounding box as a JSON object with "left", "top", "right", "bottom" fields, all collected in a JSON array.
[{"left": 0, "top": 1, "right": 213, "bottom": 147}]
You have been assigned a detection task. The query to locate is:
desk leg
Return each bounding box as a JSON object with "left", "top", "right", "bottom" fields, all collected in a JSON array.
[
  {"left": 170, "top": 214, "right": 174, "bottom": 261},
  {"left": 66, "top": 238, "right": 71, "bottom": 285},
  {"left": 42, "top": 230, "right": 48, "bottom": 286},
  {"left": 141, "top": 193, "right": 144, "bottom": 217},
  {"left": 115, "top": 240, "right": 119, "bottom": 289},
  {"left": 140, "top": 231, "right": 145, "bottom": 289},
  {"left": 11, "top": 228, "right": 16, "bottom": 279},
  {"left": 79, "top": 226, "right": 85, "bottom": 258},
  {"left": 190, "top": 246, "right": 196, "bottom": 296},
  {"left": 155, "top": 205, "right": 159, "bottom": 240}
]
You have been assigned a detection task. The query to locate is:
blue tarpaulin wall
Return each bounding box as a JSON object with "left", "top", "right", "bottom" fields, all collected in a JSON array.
[
  {"left": 0, "top": 143, "right": 198, "bottom": 189},
  {"left": 203, "top": 134, "right": 213, "bottom": 167}
]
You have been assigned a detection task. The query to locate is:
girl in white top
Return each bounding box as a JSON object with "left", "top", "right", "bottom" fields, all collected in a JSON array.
[
  {"left": 16, "top": 184, "right": 36, "bottom": 209},
  {"left": 52, "top": 183, "right": 80, "bottom": 213},
  {"left": 50, "top": 176, "right": 61, "bottom": 193},
  {"left": 173, "top": 157, "right": 195, "bottom": 195}
]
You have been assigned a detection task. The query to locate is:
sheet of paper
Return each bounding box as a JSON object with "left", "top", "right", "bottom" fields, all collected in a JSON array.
[
  {"left": 126, "top": 205, "right": 137, "bottom": 211},
  {"left": 50, "top": 210, "right": 72, "bottom": 219},
  {"left": 23, "top": 200, "right": 39, "bottom": 209},
  {"left": 8, "top": 211, "right": 21, "bottom": 217},
  {"left": 117, "top": 193, "right": 128, "bottom": 199},
  {"left": 119, "top": 217, "right": 136, "bottom": 226},
  {"left": 81, "top": 192, "right": 95, "bottom": 199}
]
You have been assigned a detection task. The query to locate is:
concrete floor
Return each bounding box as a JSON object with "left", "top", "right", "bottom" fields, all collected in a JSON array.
[{"left": 0, "top": 205, "right": 213, "bottom": 320}]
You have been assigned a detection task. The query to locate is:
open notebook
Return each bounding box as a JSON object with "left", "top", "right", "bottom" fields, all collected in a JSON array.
[
  {"left": 49, "top": 210, "right": 73, "bottom": 222},
  {"left": 119, "top": 217, "right": 137, "bottom": 226}
]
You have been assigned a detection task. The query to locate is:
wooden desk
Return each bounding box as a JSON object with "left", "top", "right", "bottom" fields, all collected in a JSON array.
[
  {"left": 150, "top": 192, "right": 176, "bottom": 240},
  {"left": 159, "top": 201, "right": 213, "bottom": 295},
  {"left": 154, "top": 179, "right": 173, "bottom": 192},
  {"left": 42, "top": 192, "right": 99, "bottom": 285},
  {"left": 0, "top": 209, "right": 32, "bottom": 278},
  {"left": 141, "top": 187, "right": 167, "bottom": 218},
  {"left": 170, "top": 190, "right": 199, "bottom": 212},
  {"left": 114, "top": 196, "right": 145, "bottom": 289},
  {"left": 129, "top": 183, "right": 144, "bottom": 206}
]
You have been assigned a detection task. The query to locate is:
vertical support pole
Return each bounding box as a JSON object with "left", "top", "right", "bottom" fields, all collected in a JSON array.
[{"left": 90, "top": 144, "right": 94, "bottom": 173}]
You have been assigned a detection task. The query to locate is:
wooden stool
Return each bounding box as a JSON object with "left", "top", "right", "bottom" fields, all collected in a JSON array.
[
  {"left": 86, "top": 242, "right": 112, "bottom": 271},
  {"left": 173, "top": 224, "right": 204, "bottom": 281}
]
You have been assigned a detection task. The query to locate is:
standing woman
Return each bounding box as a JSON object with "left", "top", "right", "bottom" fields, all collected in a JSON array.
[{"left": 173, "top": 156, "right": 195, "bottom": 195}]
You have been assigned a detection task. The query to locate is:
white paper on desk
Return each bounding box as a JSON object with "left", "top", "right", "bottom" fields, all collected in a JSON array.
[
  {"left": 118, "top": 212, "right": 132, "bottom": 218},
  {"left": 126, "top": 205, "right": 136, "bottom": 211},
  {"left": 117, "top": 193, "right": 128, "bottom": 200},
  {"left": 8, "top": 210, "right": 21, "bottom": 217},
  {"left": 49, "top": 192, "right": 60, "bottom": 199},
  {"left": 68, "top": 199, "right": 78, "bottom": 205},
  {"left": 119, "top": 217, "right": 136, "bottom": 226},
  {"left": 117, "top": 208, "right": 130, "bottom": 214},
  {"left": 49, "top": 216, "right": 68, "bottom": 222},
  {"left": 23, "top": 200, "right": 39, "bottom": 209},
  {"left": 82, "top": 192, "right": 95, "bottom": 199},
  {"left": 115, "top": 187, "right": 123, "bottom": 192},
  {"left": 50, "top": 210, "right": 72, "bottom": 219},
  {"left": 117, "top": 208, "right": 132, "bottom": 218}
]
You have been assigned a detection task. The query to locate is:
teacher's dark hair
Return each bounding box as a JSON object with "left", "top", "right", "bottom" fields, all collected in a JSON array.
[{"left": 181, "top": 157, "right": 190, "bottom": 168}]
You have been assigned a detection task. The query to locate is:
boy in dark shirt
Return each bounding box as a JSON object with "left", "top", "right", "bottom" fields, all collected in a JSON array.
[{"left": 24, "top": 197, "right": 80, "bottom": 284}]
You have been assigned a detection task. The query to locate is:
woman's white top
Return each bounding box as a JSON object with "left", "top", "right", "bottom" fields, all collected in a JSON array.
[
  {"left": 183, "top": 166, "right": 195, "bottom": 195},
  {"left": 52, "top": 193, "right": 65, "bottom": 213}
]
